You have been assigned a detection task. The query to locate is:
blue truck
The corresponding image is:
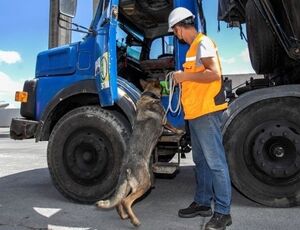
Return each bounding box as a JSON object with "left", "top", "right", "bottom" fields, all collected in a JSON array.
[{"left": 10, "top": 0, "right": 300, "bottom": 208}]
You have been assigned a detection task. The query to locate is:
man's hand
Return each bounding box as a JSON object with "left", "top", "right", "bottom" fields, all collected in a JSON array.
[{"left": 173, "top": 70, "right": 184, "bottom": 84}]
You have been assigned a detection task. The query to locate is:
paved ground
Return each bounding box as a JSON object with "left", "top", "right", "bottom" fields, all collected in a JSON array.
[{"left": 0, "top": 128, "right": 299, "bottom": 230}]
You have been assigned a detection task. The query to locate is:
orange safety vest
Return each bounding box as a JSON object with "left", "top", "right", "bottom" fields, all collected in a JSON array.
[{"left": 181, "top": 33, "right": 228, "bottom": 120}]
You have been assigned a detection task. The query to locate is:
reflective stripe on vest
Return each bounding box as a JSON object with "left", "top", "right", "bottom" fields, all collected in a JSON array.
[{"left": 181, "top": 33, "right": 227, "bottom": 120}]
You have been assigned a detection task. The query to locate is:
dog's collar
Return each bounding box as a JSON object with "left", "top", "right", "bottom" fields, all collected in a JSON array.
[{"left": 141, "top": 92, "right": 161, "bottom": 100}]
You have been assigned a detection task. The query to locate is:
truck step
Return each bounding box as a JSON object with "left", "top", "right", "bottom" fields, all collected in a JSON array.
[
  {"left": 158, "top": 130, "right": 185, "bottom": 143},
  {"left": 152, "top": 162, "right": 179, "bottom": 174}
]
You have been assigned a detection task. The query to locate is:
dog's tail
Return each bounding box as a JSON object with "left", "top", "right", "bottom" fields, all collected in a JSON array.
[{"left": 96, "top": 169, "right": 130, "bottom": 209}]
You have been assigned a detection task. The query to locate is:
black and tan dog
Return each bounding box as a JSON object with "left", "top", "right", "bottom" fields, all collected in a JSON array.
[{"left": 96, "top": 79, "right": 165, "bottom": 226}]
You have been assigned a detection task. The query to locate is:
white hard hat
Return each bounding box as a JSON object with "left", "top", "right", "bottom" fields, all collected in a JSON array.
[{"left": 168, "top": 7, "right": 195, "bottom": 32}]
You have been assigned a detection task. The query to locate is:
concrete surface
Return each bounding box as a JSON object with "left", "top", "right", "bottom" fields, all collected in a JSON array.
[
  {"left": 0, "top": 109, "right": 20, "bottom": 127},
  {"left": 0, "top": 128, "right": 299, "bottom": 230}
]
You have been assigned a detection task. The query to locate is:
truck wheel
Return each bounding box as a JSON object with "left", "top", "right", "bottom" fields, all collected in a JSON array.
[
  {"left": 47, "top": 106, "right": 130, "bottom": 203},
  {"left": 246, "top": 0, "right": 281, "bottom": 74},
  {"left": 224, "top": 97, "right": 300, "bottom": 207}
]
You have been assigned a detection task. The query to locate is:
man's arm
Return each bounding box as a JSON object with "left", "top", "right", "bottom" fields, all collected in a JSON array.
[{"left": 173, "top": 56, "right": 221, "bottom": 84}]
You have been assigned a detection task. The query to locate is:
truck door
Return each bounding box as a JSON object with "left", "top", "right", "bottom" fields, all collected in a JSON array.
[{"left": 95, "top": 0, "right": 118, "bottom": 106}]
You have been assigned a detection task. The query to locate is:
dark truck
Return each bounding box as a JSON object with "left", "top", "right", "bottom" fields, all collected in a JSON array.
[
  {"left": 10, "top": 0, "right": 300, "bottom": 208},
  {"left": 218, "top": 0, "right": 300, "bottom": 207}
]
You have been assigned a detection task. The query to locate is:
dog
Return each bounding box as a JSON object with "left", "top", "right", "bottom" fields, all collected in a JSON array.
[{"left": 96, "top": 79, "right": 166, "bottom": 227}]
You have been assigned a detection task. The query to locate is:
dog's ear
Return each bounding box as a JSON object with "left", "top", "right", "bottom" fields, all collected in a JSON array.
[{"left": 140, "top": 79, "right": 148, "bottom": 90}]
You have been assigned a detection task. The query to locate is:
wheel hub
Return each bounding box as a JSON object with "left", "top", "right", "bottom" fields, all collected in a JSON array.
[
  {"left": 270, "top": 145, "right": 285, "bottom": 158},
  {"left": 82, "top": 151, "right": 93, "bottom": 162},
  {"left": 252, "top": 122, "right": 300, "bottom": 178},
  {"left": 64, "top": 130, "right": 111, "bottom": 184}
]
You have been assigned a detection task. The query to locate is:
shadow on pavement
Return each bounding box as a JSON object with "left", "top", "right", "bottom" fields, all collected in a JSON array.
[
  {"left": 0, "top": 166, "right": 260, "bottom": 230},
  {"left": 0, "top": 166, "right": 259, "bottom": 205},
  {"left": 0, "top": 168, "right": 66, "bottom": 203}
]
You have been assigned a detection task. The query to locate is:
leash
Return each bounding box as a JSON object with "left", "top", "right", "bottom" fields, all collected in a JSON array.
[{"left": 163, "top": 71, "right": 182, "bottom": 122}]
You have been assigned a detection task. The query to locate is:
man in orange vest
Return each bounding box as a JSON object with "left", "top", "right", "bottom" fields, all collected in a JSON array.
[{"left": 168, "top": 7, "right": 232, "bottom": 230}]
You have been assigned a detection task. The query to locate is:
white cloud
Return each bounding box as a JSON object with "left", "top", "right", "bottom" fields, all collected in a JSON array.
[
  {"left": 0, "top": 71, "right": 23, "bottom": 108},
  {"left": 223, "top": 65, "right": 255, "bottom": 75},
  {"left": 221, "top": 57, "right": 236, "bottom": 64},
  {"left": 0, "top": 72, "right": 23, "bottom": 93},
  {"left": 0, "top": 50, "right": 22, "bottom": 64},
  {"left": 240, "top": 48, "right": 251, "bottom": 63},
  {"left": 219, "top": 48, "right": 254, "bottom": 74},
  {"left": 221, "top": 48, "right": 250, "bottom": 66}
]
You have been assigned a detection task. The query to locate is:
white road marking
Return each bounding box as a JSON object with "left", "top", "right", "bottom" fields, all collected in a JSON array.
[
  {"left": 48, "top": 225, "right": 90, "bottom": 230},
  {"left": 33, "top": 207, "right": 61, "bottom": 218}
]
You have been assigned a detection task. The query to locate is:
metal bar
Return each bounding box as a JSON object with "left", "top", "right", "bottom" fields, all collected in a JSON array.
[
  {"left": 49, "top": 0, "right": 72, "bottom": 48},
  {"left": 93, "top": 0, "right": 100, "bottom": 17}
]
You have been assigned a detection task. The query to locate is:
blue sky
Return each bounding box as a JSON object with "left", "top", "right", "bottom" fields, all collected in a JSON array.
[{"left": 0, "top": 0, "right": 254, "bottom": 108}]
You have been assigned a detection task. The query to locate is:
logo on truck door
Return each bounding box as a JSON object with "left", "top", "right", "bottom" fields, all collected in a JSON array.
[{"left": 95, "top": 52, "right": 110, "bottom": 89}]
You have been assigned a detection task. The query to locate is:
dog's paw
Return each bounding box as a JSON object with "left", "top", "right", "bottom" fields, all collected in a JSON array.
[
  {"left": 131, "top": 218, "right": 141, "bottom": 227},
  {"left": 96, "top": 200, "right": 110, "bottom": 208},
  {"left": 120, "top": 213, "right": 129, "bottom": 220}
]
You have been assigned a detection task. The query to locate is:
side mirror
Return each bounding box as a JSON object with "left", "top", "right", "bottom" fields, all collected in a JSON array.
[{"left": 59, "top": 0, "right": 77, "bottom": 18}]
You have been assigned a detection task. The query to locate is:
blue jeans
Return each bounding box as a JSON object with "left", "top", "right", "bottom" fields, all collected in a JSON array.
[{"left": 189, "top": 111, "right": 231, "bottom": 214}]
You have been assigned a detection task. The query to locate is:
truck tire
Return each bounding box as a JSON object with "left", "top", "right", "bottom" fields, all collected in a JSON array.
[
  {"left": 224, "top": 97, "right": 300, "bottom": 207},
  {"left": 47, "top": 106, "right": 130, "bottom": 203},
  {"left": 246, "top": 0, "right": 281, "bottom": 74}
]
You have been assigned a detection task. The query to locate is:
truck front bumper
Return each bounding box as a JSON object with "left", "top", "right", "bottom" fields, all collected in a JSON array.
[{"left": 10, "top": 118, "right": 39, "bottom": 140}]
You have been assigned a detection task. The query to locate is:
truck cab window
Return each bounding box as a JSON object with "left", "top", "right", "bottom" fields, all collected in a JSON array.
[
  {"left": 150, "top": 36, "right": 174, "bottom": 59},
  {"left": 139, "top": 35, "right": 175, "bottom": 81},
  {"left": 116, "top": 23, "right": 146, "bottom": 86},
  {"left": 117, "top": 23, "right": 144, "bottom": 61}
]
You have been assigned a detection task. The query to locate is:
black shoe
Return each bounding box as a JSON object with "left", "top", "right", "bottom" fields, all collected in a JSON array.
[
  {"left": 178, "top": 201, "right": 212, "bottom": 218},
  {"left": 205, "top": 212, "right": 232, "bottom": 230}
]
